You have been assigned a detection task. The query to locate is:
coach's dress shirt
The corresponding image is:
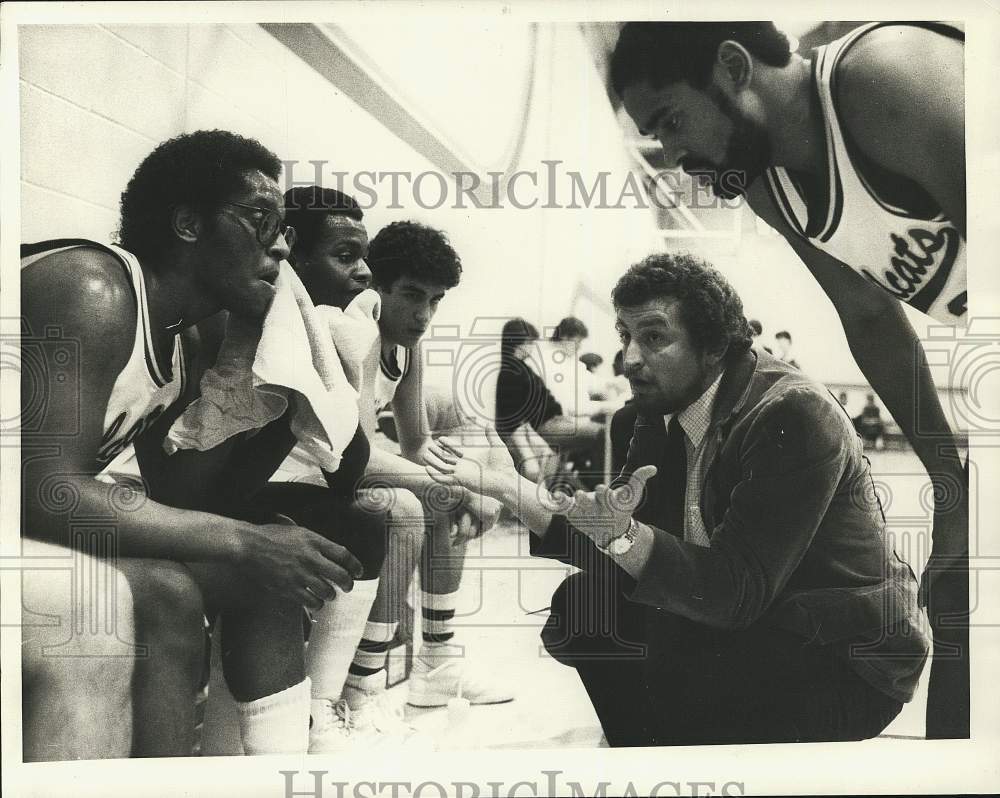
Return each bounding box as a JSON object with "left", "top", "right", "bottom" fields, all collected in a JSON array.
[{"left": 668, "top": 373, "right": 723, "bottom": 547}]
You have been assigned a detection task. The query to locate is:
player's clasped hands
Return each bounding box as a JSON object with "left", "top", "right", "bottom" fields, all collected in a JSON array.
[{"left": 237, "top": 516, "right": 364, "bottom": 610}]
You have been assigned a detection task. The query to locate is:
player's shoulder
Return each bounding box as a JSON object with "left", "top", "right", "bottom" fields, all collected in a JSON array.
[
  {"left": 835, "top": 24, "right": 961, "bottom": 125},
  {"left": 22, "top": 244, "right": 137, "bottom": 342},
  {"left": 23, "top": 244, "right": 135, "bottom": 310}
]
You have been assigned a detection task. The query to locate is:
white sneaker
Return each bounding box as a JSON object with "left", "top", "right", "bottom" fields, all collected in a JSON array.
[
  {"left": 407, "top": 658, "right": 515, "bottom": 708},
  {"left": 342, "top": 674, "right": 436, "bottom": 752},
  {"left": 309, "top": 698, "right": 356, "bottom": 753}
]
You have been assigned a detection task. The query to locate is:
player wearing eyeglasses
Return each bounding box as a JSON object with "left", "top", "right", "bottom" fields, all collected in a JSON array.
[{"left": 20, "top": 130, "right": 362, "bottom": 758}]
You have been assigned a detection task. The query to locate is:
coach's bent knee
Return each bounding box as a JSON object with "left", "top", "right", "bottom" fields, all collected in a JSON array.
[{"left": 541, "top": 571, "right": 646, "bottom": 665}]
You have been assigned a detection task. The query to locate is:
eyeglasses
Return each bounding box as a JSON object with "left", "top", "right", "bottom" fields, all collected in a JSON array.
[{"left": 222, "top": 201, "right": 296, "bottom": 248}]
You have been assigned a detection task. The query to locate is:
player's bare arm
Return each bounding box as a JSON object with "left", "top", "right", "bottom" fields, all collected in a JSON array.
[{"left": 22, "top": 248, "right": 358, "bottom": 602}]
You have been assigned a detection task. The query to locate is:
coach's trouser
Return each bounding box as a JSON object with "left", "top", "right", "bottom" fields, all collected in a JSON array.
[{"left": 542, "top": 569, "right": 904, "bottom": 747}]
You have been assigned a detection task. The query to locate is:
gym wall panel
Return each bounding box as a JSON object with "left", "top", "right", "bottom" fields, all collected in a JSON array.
[
  {"left": 20, "top": 24, "right": 185, "bottom": 144},
  {"left": 20, "top": 81, "right": 154, "bottom": 218},
  {"left": 19, "top": 23, "right": 294, "bottom": 245},
  {"left": 20, "top": 182, "right": 120, "bottom": 246},
  {"left": 186, "top": 25, "right": 289, "bottom": 137},
  {"left": 100, "top": 24, "right": 189, "bottom": 75},
  {"left": 184, "top": 80, "right": 287, "bottom": 159}
]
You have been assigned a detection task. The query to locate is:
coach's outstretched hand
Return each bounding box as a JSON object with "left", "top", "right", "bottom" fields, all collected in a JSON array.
[
  {"left": 563, "top": 466, "right": 658, "bottom": 549},
  {"left": 237, "top": 519, "right": 364, "bottom": 610},
  {"left": 424, "top": 424, "right": 517, "bottom": 501}
]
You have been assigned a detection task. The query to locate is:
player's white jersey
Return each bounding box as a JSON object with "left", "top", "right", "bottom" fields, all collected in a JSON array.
[
  {"left": 762, "top": 22, "right": 966, "bottom": 325},
  {"left": 373, "top": 344, "right": 411, "bottom": 413},
  {"left": 21, "top": 239, "right": 186, "bottom": 476}
]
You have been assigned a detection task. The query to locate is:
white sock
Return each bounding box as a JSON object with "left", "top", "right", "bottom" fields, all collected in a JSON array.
[
  {"left": 236, "top": 677, "right": 311, "bottom": 755},
  {"left": 305, "top": 579, "right": 380, "bottom": 701},
  {"left": 417, "top": 639, "right": 464, "bottom": 667}
]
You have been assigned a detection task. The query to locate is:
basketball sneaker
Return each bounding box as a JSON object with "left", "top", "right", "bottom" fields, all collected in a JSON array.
[
  {"left": 407, "top": 659, "right": 515, "bottom": 708},
  {"left": 341, "top": 672, "right": 435, "bottom": 752},
  {"left": 308, "top": 698, "right": 356, "bottom": 753}
]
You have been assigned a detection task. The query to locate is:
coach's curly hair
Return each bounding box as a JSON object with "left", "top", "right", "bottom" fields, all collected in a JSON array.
[
  {"left": 366, "top": 221, "right": 462, "bottom": 291},
  {"left": 117, "top": 130, "right": 282, "bottom": 263},
  {"left": 612, "top": 252, "right": 753, "bottom": 362}
]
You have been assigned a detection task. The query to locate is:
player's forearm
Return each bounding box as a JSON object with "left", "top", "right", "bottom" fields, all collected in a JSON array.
[
  {"left": 365, "top": 444, "right": 455, "bottom": 500},
  {"left": 494, "top": 473, "right": 556, "bottom": 540},
  {"left": 841, "top": 301, "right": 963, "bottom": 476},
  {"left": 23, "top": 477, "right": 247, "bottom": 563}
]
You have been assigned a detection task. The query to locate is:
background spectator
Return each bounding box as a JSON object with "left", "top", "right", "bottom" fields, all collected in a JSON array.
[{"left": 774, "top": 330, "right": 800, "bottom": 369}]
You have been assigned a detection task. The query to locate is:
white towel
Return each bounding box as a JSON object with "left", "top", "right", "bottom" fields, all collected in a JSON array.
[
  {"left": 318, "top": 288, "right": 382, "bottom": 392},
  {"left": 268, "top": 289, "right": 385, "bottom": 484},
  {"left": 164, "top": 263, "right": 358, "bottom": 473}
]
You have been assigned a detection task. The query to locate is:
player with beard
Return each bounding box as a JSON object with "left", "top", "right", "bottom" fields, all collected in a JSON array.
[{"left": 611, "top": 20, "right": 968, "bottom": 739}]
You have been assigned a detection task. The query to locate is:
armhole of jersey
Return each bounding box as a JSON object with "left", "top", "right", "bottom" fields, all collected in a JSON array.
[
  {"left": 826, "top": 22, "right": 958, "bottom": 221},
  {"left": 400, "top": 347, "right": 411, "bottom": 379},
  {"left": 811, "top": 46, "right": 845, "bottom": 243},
  {"left": 380, "top": 346, "right": 401, "bottom": 381},
  {"left": 176, "top": 334, "right": 187, "bottom": 394},
  {"left": 133, "top": 261, "right": 172, "bottom": 388},
  {"left": 762, "top": 169, "right": 808, "bottom": 241}
]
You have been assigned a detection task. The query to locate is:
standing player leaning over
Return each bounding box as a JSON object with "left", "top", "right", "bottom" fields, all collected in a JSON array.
[
  {"left": 611, "top": 21, "right": 969, "bottom": 739},
  {"left": 20, "top": 131, "right": 362, "bottom": 758},
  {"left": 282, "top": 195, "right": 511, "bottom": 750}
]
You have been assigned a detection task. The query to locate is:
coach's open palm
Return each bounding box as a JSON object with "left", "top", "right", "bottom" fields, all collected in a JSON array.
[
  {"left": 564, "top": 466, "right": 658, "bottom": 549},
  {"left": 424, "top": 424, "right": 517, "bottom": 501}
]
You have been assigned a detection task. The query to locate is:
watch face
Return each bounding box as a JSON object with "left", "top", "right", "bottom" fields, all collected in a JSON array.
[{"left": 608, "top": 532, "right": 634, "bottom": 555}]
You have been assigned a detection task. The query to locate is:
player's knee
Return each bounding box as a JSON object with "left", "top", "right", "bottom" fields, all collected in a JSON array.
[
  {"left": 343, "top": 501, "right": 388, "bottom": 578},
  {"left": 390, "top": 487, "right": 425, "bottom": 520},
  {"left": 128, "top": 562, "right": 205, "bottom": 677},
  {"left": 385, "top": 488, "right": 428, "bottom": 551}
]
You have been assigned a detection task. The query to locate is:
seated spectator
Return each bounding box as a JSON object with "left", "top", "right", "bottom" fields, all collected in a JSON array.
[
  {"left": 545, "top": 316, "right": 608, "bottom": 419},
  {"left": 748, "top": 318, "right": 773, "bottom": 354},
  {"left": 601, "top": 349, "right": 632, "bottom": 402},
  {"left": 855, "top": 393, "right": 887, "bottom": 450},
  {"left": 774, "top": 330, "right": 800, "bottom": 369},
  {"left": 579, "top": 352, "right": 603, "bottom": 374},
  {"left": 581, "top": 352, "right": 612, "bottom": 403},
  {"left": 494, "top": 318, "right": 562, "bottom": 484}
]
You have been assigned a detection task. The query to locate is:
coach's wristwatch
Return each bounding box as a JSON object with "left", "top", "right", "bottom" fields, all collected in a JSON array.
[{"left": 599, "top": 516, "right": 639, "bottom": 556}]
